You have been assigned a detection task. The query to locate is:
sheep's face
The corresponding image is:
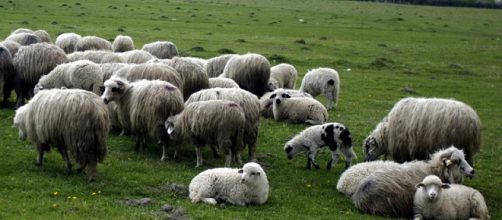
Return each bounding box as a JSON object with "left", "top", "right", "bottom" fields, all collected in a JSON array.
[
  {"left": 440, "top": 148, "right": 475, "bottom": 183},
  {"left": 102, "top": 78, "right": 126, "bottom": 104},
  {"left": 272, "top": 91, "right": 291, "bottom": 105},
  {"left": 239, "top": 162, "right": 264, "bottom": 185},
  {"left": 267, "top": 79, "right": 279, "bottom": 92},
  {"left": 164, "top": 115, "right": 179, "bottom": 136},
  {"left": 284, "top": 140, "right": 305, "bottom": 160},
  {"left": 363, "top": 137, "right": 384, "bottom": 161},
  {"left": 33, "top": 84, "right": 43, "bottom": 95},
  {"left": 416, "top": 175, "right": 450, "bottom": 201}
]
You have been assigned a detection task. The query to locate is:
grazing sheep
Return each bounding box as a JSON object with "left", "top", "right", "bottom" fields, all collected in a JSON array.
[
  {"left": 165, "top": 100, "right": 246, "bottom": 167},
  {"left": 221, "top": 53, "right": 271, "bottom": 97},
  {"left": 0, "top": 44, "right": 16, "bottom": 107},
  {"left": 12, "top": 43, "right": 67, "bottom": 108},
  {"left": 189, "top": 162, "right": 269, "bottom": 206},
  {"left": 33, "top": 30, "right": 52, "bottom": 43},
  {"left": 204, "top": 54, "right": 236, "bottom": 77},
  {"left": 142, "top": 41, "right": 178, "bottom": 59},
  {"left": 1, "top": 40, "right": 21, "bottom": 56},
  {"left": 413, "top": 175, "right": 490, "bottom": 220},
  {"left": 284, "top": 123, "right": 356, "bottom": 170},
  {"left": 114, "top": 63, "right": 183, "bottom": 92},
  {"left": 363, "top": 97, "right": 482, "bottom": 165},
  {"left": 5, "top": 33, "right": 42, "bottom": 46},
  {"left": 260, "top": 88, "right": 312, "bottom": 118},
  {"left": 13, "top": 89, "right": 110, "bottom": 181},
  {"left": 165, "top": 57, "right": 209, "bottom": 100},
  {"left": 34, "top": 60, "right": 103, "bottom": 95},
  {"left": 67, "top": 51, "right": 125, "bottom": 63},
  {"left": 11, "top": 28, "right": 34, "bottom": 34},
  {"left": 300, "top": 68, "right": 340, "bottom": 110},
  {"left": 181, "top": 56, "right": 207, "bottom": 67},
  {"left": 112, "top": 35, "right": 134, "bottom": 52},
  {"left": 118, "top": 50, "right": 154, "bottom": 64},
  {"left": 272, "top": 90, "right": 328, "bottom": 124},
  {"left": 186, "top": 88, "right": 260, "bottom": 162},
  {"left": 346, "top": 146, "right": 475, "bottom": 218},
  {"left": 102, "top": 78, "right": 184, "bottom": 160},
  {"left": 99, "top": 63, "right": 130, "bottom": 81},
  {"left": 75, "top": 36, "right": 112, "bottom": 51},
  {"left": 208, "top": 77, "right": 239, "bottom": 88},
  {"left": 268, "top": 63, "right": 297, "bottom": 91},
  {"left": 55, "top": 32, "right": 82, "bottom": 54}
]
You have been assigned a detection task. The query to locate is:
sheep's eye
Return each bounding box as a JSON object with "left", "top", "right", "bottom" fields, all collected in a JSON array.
[
  {"left": 270, "top": 94, "right": 276, "bottom": 99},
  {"left": 281, "top": 94, "right": 287, "bottom": 98},
  {"left": 100, "top": 86, "right": 105, "bottom": 93},
  {"left": 238, "top": 169, "right": 243, "bottom": 174},
  {"left": 111, "top": 87, "right": 118, "bottom": 92},
  {"left": 250, "top": 172, "right": 255, "bottom": 175}
]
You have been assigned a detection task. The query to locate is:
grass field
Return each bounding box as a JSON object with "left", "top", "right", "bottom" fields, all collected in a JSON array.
[{"left": 0, "top": 0, "right": 501, "bottom": 219}]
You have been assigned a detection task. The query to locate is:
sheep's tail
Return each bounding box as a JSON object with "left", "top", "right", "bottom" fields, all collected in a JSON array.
[{"left": 305, "top": 120, "right": 324, "bottom": 125}]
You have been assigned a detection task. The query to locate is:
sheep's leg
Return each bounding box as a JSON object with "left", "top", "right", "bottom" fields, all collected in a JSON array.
[
  {"left": 248, "top": 142, "right": 257, "bottom": 162},
  {"left": 310, "top": 150, "right": 320, "bottom": 169},
  {"left": 210, "top": 146, "right": 221, "bottom": 159},
  {"left": 77, "top": 162, "right": 87, "bottom": 174},
  {"left": 340, "top": 147, "right": 357, "bottom": 169},
  {"left": 57, "top": 146, "right": 72, "bottom": 176},
  {"left": 306, "top": 152, "right": 312, "bottom": 169},
  {"left": 195, "top": 146, "right": 204, "bottom": 168},
  {"left": 327, "top": 150, "right": 340, "bottom": 170},
  {"left": 14, "top": 92, "right": 24, "bottom": 109},
  {"left": 86, "top": 160, "right": 97, "bottom": 182},
  {"left": 223, "top": 147, "right": 232, "bottom": 167},
  {"left": 160, "top": 143, "right": 168, "bottom": 161},
  {"left": 135, "top": 136, "right": 141, "bottom": 153},
  {"left": 36, "top": 147, "right": 45, "bottom": 167}
]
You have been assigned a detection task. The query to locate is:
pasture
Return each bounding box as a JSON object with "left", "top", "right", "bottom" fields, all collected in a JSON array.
[{"left": 0, "top": 0, "right": 501, "bottom": 219}]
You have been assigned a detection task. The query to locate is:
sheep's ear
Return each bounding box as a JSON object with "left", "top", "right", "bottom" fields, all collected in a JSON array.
[
  {"left": 270, "top": 94, "right": 276, "bottom": 99},
  {"left": 416, "top": 183, "right": 424, "bottom": 188},
  {"left": 441, "top": 184, "right": 450, "bottom": 189},
  {"left": 285, "top": 94, "right": 291, "bottom": 98},
  {"left": 238, "top": 169, "right": 243, "bottom": 174},
  {"left": 339, "top": 129, "right": 352, "bottom": 146}
]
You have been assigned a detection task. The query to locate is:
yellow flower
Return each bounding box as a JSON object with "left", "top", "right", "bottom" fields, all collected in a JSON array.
[
  {"left": 53, "top": 192, "right": 59, "bottom": 196},
  {"left": 306, "top": 184, "right": 312, "bottom": 188},
  {"left": 72, "top": 196, "right": 77, "bottom": 200},
  {"left": 52, "top": 203, "right": 58, "bottom": 208},
  {"left": 91, "top": 192, "right": 97, "bottom": 196}
]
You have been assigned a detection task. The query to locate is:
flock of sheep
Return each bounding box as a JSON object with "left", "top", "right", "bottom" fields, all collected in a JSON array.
[{"left": 0, "top": 27, "right": 489, "bottom": 219}]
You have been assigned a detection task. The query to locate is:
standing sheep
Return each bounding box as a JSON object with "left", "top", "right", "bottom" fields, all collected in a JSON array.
[
  {"left": 221, "top": 53, "right": 271, "bottom": 97},
  {"left": 112, "top": 35, "right": 134, "bottom": 52},
  {"left": 142, "top": 41, "right": 178, "bottom": 59},
  {"left": 75, "top": 36, "right": 112, "bottom": 51},
  {"left": 300, "top": 67, "right": 340, "bottom": 110},
  {"left": 55, "top": 32, "right": 82, "bottom": 54},
  {"left": 0, "top": 44, "right": 16, "bottom": 107},
  {"left": 208, "top": 77, "right": 239, "bottom": 88},
  {"left": 284, "top": 123, "right": 356, "bottom": 170},
  {"left": 204, "top": 54, "right": 236, "bottom": 77},
  {"left": 34, "top": 30, "right": 52, "bottom": 43},
  {"left": 165, "top": 57, "right": 209, "bottom": 100},
  {"left": 118, "top": 50, "right": 154, "bottom": 64},
  {"left": 267, "top": 63, "right": 297, "bottom": 91},
  {"left": 189, "top": 162, "right": 269, "bottom": 206},
  {"left": 13, "top": 89, "right": 110, "bottom": 181},
  {"left": 165, "top": 100, "right": 245, "bottom": 167},
  {"left": 113, "top": 63, "right": 183, "bottom": 92},
  {"left": 363, "top": 97, "right": 482, "bottom": 164},
  {"left": 67, "top": 51, "right": 125, "bottom": 63},
  {"left": 413, "top": 175, "right": 490, "bottom": 220},
  {"left": 272, "top": 90, "right": 328, "bottom": 124},
  {"left": 260, "top": 88, "right": 312, "bottom": 118},
  {"left": 5, "top": 32, "right": 42, "bottom": 46}
]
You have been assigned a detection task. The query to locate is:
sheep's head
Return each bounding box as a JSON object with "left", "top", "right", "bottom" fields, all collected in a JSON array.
[
  {"left": 238, "top": 162, "right": 265, "bottom": 185},
  {"left": 433, "top": 146, "right": 475, "bottom": 184},
  {"left": 102, "top": 77, "right": 128, "bottom": 104},
  {"left": 271, "top": 90, "right": 291, "bottom": 105},
  {"left": 33, "top": 83, "right": 43, "bottom": 95},
  {"left": 164, "top": 115, "right": 179, "bottom": 136},
  {"left": 267, "top": 78, "right": 279, "bottom": 92},
  {"left": 363, "top": 136, "right": 384, "bottom": 161},
  {"left": 13, "top": 106, "right": 27, "bottom": 140},
  {"left": 416, "top": 175, "right": 449, "bottom": 201}
]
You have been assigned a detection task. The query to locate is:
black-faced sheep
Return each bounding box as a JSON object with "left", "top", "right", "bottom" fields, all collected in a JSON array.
[
  {"left": 300, "top": 67, "right": 340, "bottom": 110},
  {"left": 165, "top": 100, "right": 246, "bottom": 167},
  {"left": 363, "top": 97, "right": 482, "bottom": 165},
  {"left": 142, "top": 41, "right": 178, "bottom": 59},
  {"left": 13, "top": 89, "right": 110, "bottom": 181},
  {"left": 267, "top": 63, "right": 297, "bottom": 91},
  {"left": 5, "top": 32, "right": 42, "bottom": 46},
  {"left": 260, "top": 88, "right": 313, "bottom": 118},
  {"left": 55, "top": 32, "right": 82, "bottom": 54},
  {"left": 413, "top": 175, "right": 490, "bottom": 220},
  {"left": 74, "top": 36, "right": 112, "bottom": 51},
  {"left": 164, "top": 57, "right": 209, "bottom": 100},
  {"left": 220, "top": 53, "right": 271, "bottom": 97},
  {"left": 284, "top": 122, "right": 355, "bottom": 170},
  {"left": 67, "top": 51, "right": 125, "bottom": 63},
  {"left": 208, "top": 77, "right": 239, "bottom": 88},
  {"left": 112, "top": 35, "right": 135, "bottom": 52},
  {"left": 0, "top": 44, "right": 16, "bottom": 107},
  {"left": 204, "top": 54, "right": 236, "bottom": 77},
  {"left": 272, "top": 89, "right": 328, "bottom": 124},
  {"left": 118, "top": 50, "right": 154, "bottom": 64},
  {"left": 189, "top": 162, "right": 269, "bottom": 206},
  {"left": 33, "top": 30, "right": 52, "bottom": 43},
  {"left": 113, "top": 63, "right": 184, "bottom": 93}
]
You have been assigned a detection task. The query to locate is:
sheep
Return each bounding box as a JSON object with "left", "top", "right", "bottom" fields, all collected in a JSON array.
[
  {"left": 99, "top": 63, "right": 130, "bottom": 81},
  {"left": 272, "top": 89, "right": 328, "bottom": 124},
  {"left": 5, "top": 32, "right": 42, "bottom": 46},
  {"left": 33, "top": 30, "right": 52, "bottom": 43},
  {"left": 74, "top": 36, "right": 112, "bottom": 52},
  {"left": 208, "top": 77, "right": 239, "bottom": 88},
  {"left": 13, "top": 89, "right": 110, "bottom": 181},
  {"left": 204, "top": 54, "right": 236, "bottom": 77},
  {"left": 118, "top": 50, "right": 154, "bottom": 64},
  {"left": 12, "top": 43, "right": 67, "bottom": 108},
  {"left": 267, "top": 63, "right": 297, "bottom": 91},
  {"left": 55, "top": 32, "right": 82, "bottom": 54},
  {"left": 413, "top": 175, "right": 490, "bottom": 220},
  {"left": 112, "top": 35, "right": 134, "bottom": 52},
  {"left": 1, "top": 40, "right": 21, "bottom": 56},
  {"left": 67, "top": 51, "right": 125, "bottom": 63},
  {"left": 165, "top": 100, "right": 246, "bottom": 167},
  {"left": 113, "top": 63, "right": 183, "bottom": 92},
  {"left": 260, "top": 88, "right": 312, "bottom": 118},
  {"left": 102, "top": 78, "right": 184, "bottom": 160},
  {"left": 346, "top": 146, "right": 475, "bottom": 218},
  {"left": 142, "top": 41, "right": 178, "bottom": 59},
  {"left": 164, "top": 57, "right": 209, "bottom": 100},
  {"left": 189, "top": 162, "right": 269, "bottom": 206},
  {"left": 300, "top": 67, "right": 340, "bottom": 110},
  {"left": 186, "top": 88, "right": 260, "bottom": 162},
  {"left": 34, "top": 60, "right": 103, "bottom": 95},
  {"left": 11, "top": 28, "right": 34, "bottom": 34},
  {"left": 363, "top": 97, "right": 482, "bottom": 165},
  {"left": 0, "top": 44, "right": 16, "bottom": 107},
  {"left": 284, "top": 123, "right": 356, "bottom": 170},
  {"left": 221, "top": 53, "right": 271, "bottom": 97},
  {"left": 180, "top": 56, "right": 207, "bottom": 67}
]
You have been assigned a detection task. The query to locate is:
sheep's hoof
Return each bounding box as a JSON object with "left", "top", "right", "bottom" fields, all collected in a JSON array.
[
  {"left": 160, "top": 156, "right": 167, "bottom": 161},
  {"left": 314, "top": 164, "right": 320, "bottom": 170},
  {"left": 66, "top": 169, "right": 73, "bottom": 176}
]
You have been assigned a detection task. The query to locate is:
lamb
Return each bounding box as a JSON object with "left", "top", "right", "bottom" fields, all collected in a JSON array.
[
  {"left": 284, "top": 123, "right": 356, "bottom": 170},
  {"left": 112, "top": 35, "right": 134, "bottom": 52},
  {"left": 5, "top": 32, "right": 42, "bottom": 46},
  {"left": 12, "top": 43, "right": 67, "bottom": 108},
  {"left": 208, "top": 77, "right": 239, "bottom": 88},
  {"left": 34, "top": 60, "right": 103, "bottom": 95},
  {"left": 272, "top": 89, "right": 328, "bottom": 124},
  {"left": 204, "top": 54, "right": 236, "bottom": 77},
  {"left": 55, "top": 33, "right": 82, "bottom": 54},
  {"left": 189, "top": 162, "right": 269, "bottom": 206},
  {"left": 67, "top": 51, "right": 125, "bottom": 63},
  {"left": 300, "top": 67, "right": 340, "bottom": 110},
  {"left": 413, "top": 175, "right": 490, "bottom": 220},
  {"left": 165, "top": 100, "right": 246, "bottom": 167},
  {"left": 363, "top": 97, "right": 482, "bottom": 165},
  {"left": 186, "top": 88, "right": 260, "bottom": 162},
  {"left": 260, "top": 88, "right": 312, "bottom": 118},
  {"left": 113, "top": 63, "right": 183, "bottom": 92},
  {"left": 267, "top": 63, "right": 297, "bottom": 91},
  {"left": 142, "top": 41, "right": 178, "bottom": 59},
  {"left": 33, "top": 30, "right": 52, "bottom": 43},
  {"left": 74, "top": 36, "right": 112, "bottom": 51},
  {"left": 0, "top": 44, "right": 16, "bottom": 107},
  {"left": 13, "top": 89, "right": 110, "bottom": 181},
  {"left": 346, "top": 146, "right": 475, "bottom": 218},
  {"left": 164, "top": 57, "right": 209, "bottom": 100},
  {"left": 102, "top": 78, "right": 184, "bottom": 160},
  {"left": 1, "top": 40, "right": 21, "bottom": 56},
  {"left": 118, "top": 50, "right": 154, "bottom": 64},
  {"left": 220, "top": 53, "right": 271, "bottom": 97}
]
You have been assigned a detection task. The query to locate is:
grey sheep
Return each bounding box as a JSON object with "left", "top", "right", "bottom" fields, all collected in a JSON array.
[
  {"left": 300, "top": 67, "right": 340, "bottom": 110},
  {"left": 272, "top": 89, "right": 328, "bottom": 124},
  {"left": 75, "top": 36, "right": 112, "bottom": 52},
  {"left": 142, "top": 41, "right": 178, "bottom": 59},
  {"left": 208, "top": 77, "right": 239, "bottom": 88},
  {"left": 99, "top": 63, "right": 130, "bottom": 82},
  {"left": 204, "top": 54, "right": 236, "bottom": 77},
  {"left": 5, "top": 32, "right": 42, "bottom": 46},
  {"left": 1, "top": 40, "right": 21, "bottom": 56},
  {"left": 112, "top": 35, "right": 135, "bottom": 52},
  {"left": 113, "top": 63, "right": 184, "bottom": 93},
  {"left": 221, "top": 53, "right": 271, "bottom": 97},
  {"left": 267, "top": 63, "right": 297, "bottom": 91},
  {"left": 67, "top": 51, "right": 125, "bottom": 63},
  {"left": 34, "top": 30, "right": 52, "bottom": 43},
  {"left": 0, "top": 44, "right": 16, "bottom": 107},
  {"left": 118, "top": 50, "right": 154, "bottom": 64},
  {"left": 164, "top": 57, "right": 209, "bottom": 100},
  {"left": 260, "top": 88, "right": 312, "bottom": 118},
  {"left": 55, "top": 33, "right": 82, "bottom": 54}
]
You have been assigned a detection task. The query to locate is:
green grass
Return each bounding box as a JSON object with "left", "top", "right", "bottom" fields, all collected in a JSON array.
[{"left": 1, "top": 0, "right": 501, "bottom": 219}]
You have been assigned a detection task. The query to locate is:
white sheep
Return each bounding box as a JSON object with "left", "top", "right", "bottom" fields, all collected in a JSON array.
[
  {"left": 67, "top": 51, "right": 125, "bottom": 63},
  {"left": 55, "top": 32, "right": 82, "bottom": 54},
  {"left": 413, "top": 175, "right": 490, "bottom": 220},
  {"left": 260, "top": 88, "right": 312, "bottom": 118},
  {"left": 189, "top": 162, "right": 269, "bottom": 206},
  {"left": 117, "top": 50, "right": 154, "bottom": 64},
  {"left": 113, "top": 63, "right": 183, "bottom": 93},
  {"left": 164, "top": 57, "right": 209, "bottom": 100},
  {"left": 220, "top": 53, "right": 271, "bottom": 97},
  {"left": 267, "top": 63, "right": 297, "bottom": 91},
  {"left": 284, "top": 122, "right": 356, "bottom": 170},
  {"left": 5, "top": 32, "right": 42, "bottom": 46},
  {"left": 208, "top": 77, "right": 239, "bottom": 88},
  {"left": 142, "top": 41, "right": 178, "bottom": 59},
  {"left": 33, "top": 30, "right": 52, "bottom": 43},
  {"left": 272, "top": 89, "right": 328, "bottom": 124},
  {"left": 204, "top": 54, "right": 236, "bottom": 77},
  {"left": 300, "top": 67, "right": 340, "bottom": 110},
  {"left": 112, "top": 35, "right": 135, "bottom": 52},
  {"left": 74, "top": 36, "right": 112, "bottom": 51}
]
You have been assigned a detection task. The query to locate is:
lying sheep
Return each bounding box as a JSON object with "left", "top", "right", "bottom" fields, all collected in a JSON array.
[
  {"left": 1, "top": 40, "right": 21, "bottom": 56},
  {"left": 208, "top": 77, "right": 239, "bottom": 88},
  {"left": 165, "top": 57, "right": 209, "bottom": 100},
  {"left": 165, "top": 100, "right": 245, "bottom": 167},
  {"left": 260, "top": 88, "right": 312, "bottom": 118},
  {"left": 102, "top": 78, "right": 184, "bottom": 160},
  {"left": 284, "top": 123, "right": 356, "bottom": 170},
  {"left": 345, "top": 146, "right": 475, "bottom": 218},
  {"left": 13, "top": 89, "right": 110, "bottom": 181},
  {"left": 112, "top": 35, "right": 134, "bottom": 52},
  {"left": 5, "top": 32, "right": 42, "bottom": 46},
  {"left": 142, "top": 41, "right": 178, "bottom": 59},
  {"left": 413, "top": 175, "right": 490, "bottom": 220},
  {"left": 268, "top": 63, "right": 297, "bottom": 91},
  {"left": 118, "top": 50, "right": 154, "bottom": 64},
  {"left": 221, "top": 53, "right": 271, "bottom": 97},
  {"left": 300, "top": 67, "right": 340, "bottom": 110},
  {"left": 34, "top": 30, "right": 52, "bottom": 43},
  {"left": 204, "top": 54, "right": 236, "bottom": 77},
  {"left": 113, "top": 63, "right": 183, "bottom": 92},
  {"left": 363, "top": 97, "right": 482, "bottom": 165},
  {"left": 0, "top": 44, "right": 16, "bottom": 107},
  {"left": 272, "top": 89, "right": 328, "bottom": 124},
  {"left": 67, "top": 51, "right": 125, "bottom": 63},
  {"left": 55, "top": 32, "right": 82, "bottom": 54},
  {"left": 189, "top": 162, "right": 269, "bottom": 206},
  {"left": 75, "top": 36, "right": 112, "bottom": 51}
]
